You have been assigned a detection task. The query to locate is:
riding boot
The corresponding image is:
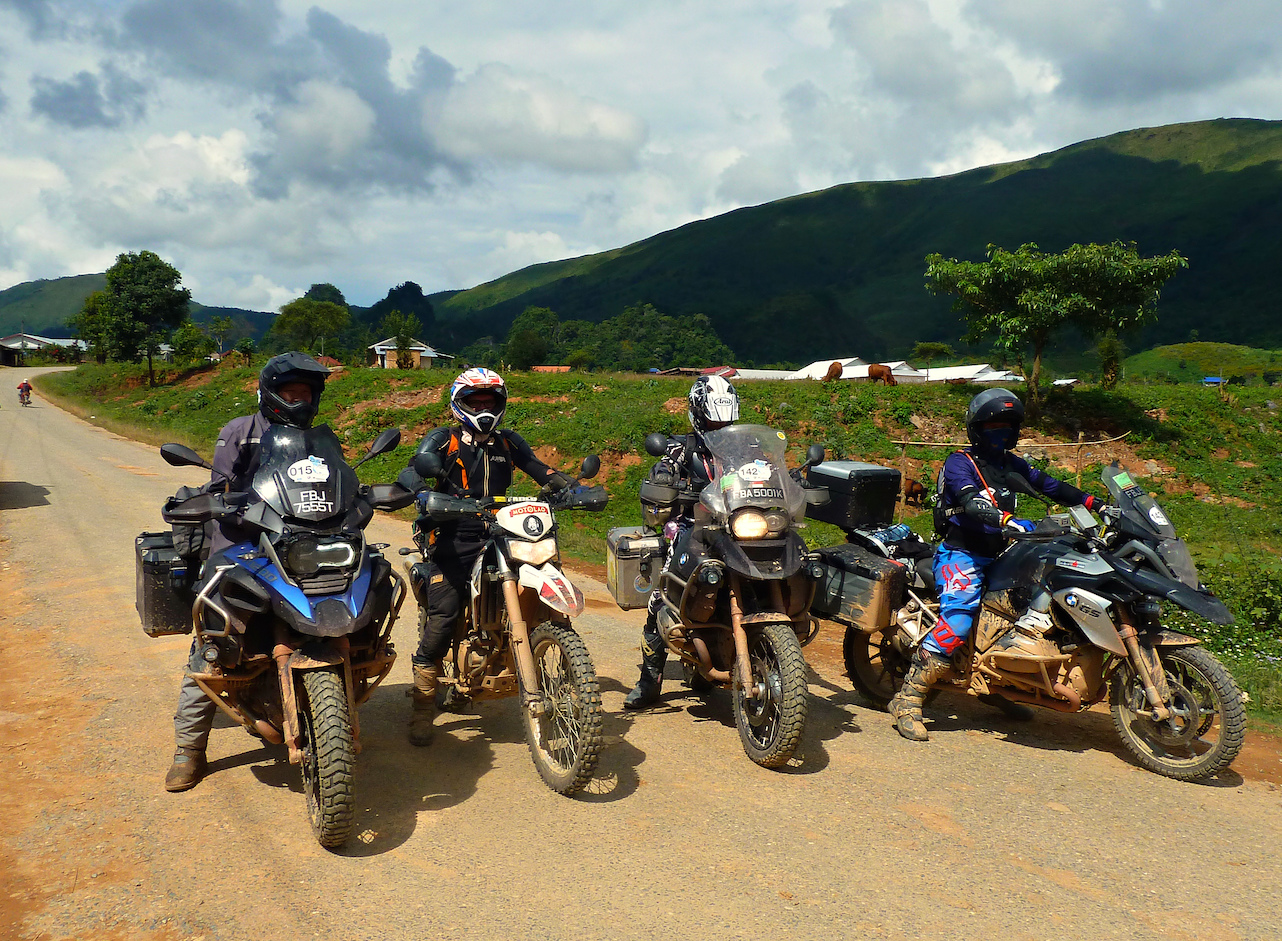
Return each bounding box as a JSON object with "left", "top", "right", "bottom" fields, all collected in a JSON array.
[
  {"left": 409, "top": 663, "right": 440, "bottom": 746},
  {"left": 889, "top": 647, "right": 953, "bottom": 742},
  {"left": 623, "top": 613, "right": 667, "bottom": 710},
  {"left": 164, "top": 745, "right": 207, "bottom": 792}
]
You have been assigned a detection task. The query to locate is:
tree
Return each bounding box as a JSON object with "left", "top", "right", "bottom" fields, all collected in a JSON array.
[
  {"left": 1096, "top": 330, "right": 1126, "bottom": 390},
  {"left": 272, "top": 297, "right": 351, "bottom": 354},
  {"left": 70, "top": 290, "right": 113, "bottom": 364},
  {"left": 911, "top": 341, "right": 955, "bottom": 365},
  {"left": 380, "top": 310, "right": 422, "bottom": 369},
  {"left": 305, "top": 283, "right": 348, "bottom": 308},
  {"left": 234, "top": 337, "right": 256, "bottom": 365},
  {"left": 925, "top": 241, "right": 1187, "bottom": 412},
  {"left": 101, "top": 250, "right": 193, "bottom": 385},
  {"left": 172, "top": 321, "right": 216, "bottom": 362},
  {"left": 503, "top": 306, "right": 559, "bottom": 369},
  {"left": 208, "top": 315, "right": 234, "bottom": 353},
  {"left": 367, "top": 281, "right": 434, "bottom": 333}
]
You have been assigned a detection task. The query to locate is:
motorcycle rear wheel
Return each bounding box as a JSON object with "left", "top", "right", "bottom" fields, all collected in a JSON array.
[
  {"left": 1109, "top": 645, "right": 1246, "bottom": 783},
  {"left": 298, "top": 668, "right": 356, "bottom": 848},
  {"left": 733, "top": 622, "right": 808, "bottom": 769},
  {"left": 843, "top": 627, "right": 903, "bottom": 709},
  {"left": 521, "top": 623, "right": 604, "bottom": 796}
]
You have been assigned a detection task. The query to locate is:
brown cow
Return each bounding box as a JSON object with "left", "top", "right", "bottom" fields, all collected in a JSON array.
[
  {"left": 867, "top": 363, "right": 898, "bottom": 386},
  {"left": 820, "top": 360, "right": 844, "bottom": 382},
  {"left": 903, "top": 479, "right": 927, "bottom": 507}
]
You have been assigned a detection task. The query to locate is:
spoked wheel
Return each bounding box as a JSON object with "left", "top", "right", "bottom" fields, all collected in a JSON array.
[
  {"left": 732, "top": 622, "right": 808, "bottom": 769},
  {"left": 298, "top": 668, "right": 356, "bottom": 848},
  {"left": 1109, "top": 646, "right": 1246, "bottom": 783},
  {"left": 521, "top": 623, "right": 604, "bottom": 796},
  {"left": 843, "top": 626, "right": 907, "bottom": 709}
]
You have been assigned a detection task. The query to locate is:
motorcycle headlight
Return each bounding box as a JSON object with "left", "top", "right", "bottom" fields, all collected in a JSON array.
[
  {"left": 285, "top": 536, "right": 358, "bottom": 577},
  {"left": 731, "top": 509, "right": 770, "bottom": 540},
  {"left": 508, "top": 538, "right": 559, "bottom": 566},
  {"left": 764, "top": 510, "right": 790, "bottom": 536}
]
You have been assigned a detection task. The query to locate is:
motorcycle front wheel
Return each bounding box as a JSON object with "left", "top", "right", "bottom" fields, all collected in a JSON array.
[
  {"left": 733, "top": 622, "right": 808, "bottom": 769},
  {"left": 521, "top": 623, "right": 604, "bottom": 796},
  {"left": 298, "top": 668, "right": 356, "bottom": 848},
  {"left": 1109, "top": 645, "right": 1246, "bottom": 783}
]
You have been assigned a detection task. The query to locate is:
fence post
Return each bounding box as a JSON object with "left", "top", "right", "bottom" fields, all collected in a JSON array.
[
  {"left": 1076, "top": 431, "right": 1084, "bottom": 489},
  {"left": 898, "top": 441, "right": 909, "bottom": 522}
]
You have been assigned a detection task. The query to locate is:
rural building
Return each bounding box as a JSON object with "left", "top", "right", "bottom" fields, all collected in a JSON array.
[
  {"left": 367, "top": 337, "right": 453, "bottom": 370},
  {"left": 920, "top": 363, "right": 1023, "bottom": 384},
  {"left": 0, "top": 333, "right": 85, "bottom": 367},
  {"left": 786, "top": 357, "right": 868, "bottom": 380}
]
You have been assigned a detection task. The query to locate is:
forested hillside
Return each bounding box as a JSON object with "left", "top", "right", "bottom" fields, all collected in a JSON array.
[{"left": 430, "top": 118, "right": 1282, "bottom": 364}]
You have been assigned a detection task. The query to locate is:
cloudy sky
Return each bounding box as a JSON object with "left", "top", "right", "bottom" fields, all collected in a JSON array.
[{"left": 3, "top": 0, "right": 1282, "bottom": 311}]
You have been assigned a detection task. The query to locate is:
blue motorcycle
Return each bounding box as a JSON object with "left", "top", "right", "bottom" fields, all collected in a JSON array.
[{"left": 155, "top": 425, "right": 413, "bottom": 847}]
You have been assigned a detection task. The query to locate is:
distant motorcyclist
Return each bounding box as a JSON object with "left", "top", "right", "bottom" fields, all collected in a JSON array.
[
  {"left": 395, "top": 368, "right": 573, "bottom": 746},
  {"left": 164, "top": 351, "right": 330, "bottom": 792},
  {"left": 622, "top": 374, "right": 739, "bottom": 710},
  {"left": 889, "top": 387, "right": 1105, "bottom": 742},
  {"left": 17, "top": 379, "right": 32, "bottom": 404}
]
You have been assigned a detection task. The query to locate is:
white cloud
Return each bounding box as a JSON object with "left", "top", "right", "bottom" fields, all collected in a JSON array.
[
  {"left": 433, "top": 64, "right": 647, "bottom": 173},
  {"left": 270, "top": 80, "right": 377, "bottom": 173}
]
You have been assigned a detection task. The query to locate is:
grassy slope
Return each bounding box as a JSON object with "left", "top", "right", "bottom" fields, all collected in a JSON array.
[
  {"left": 35, "top": 363, "right": 1282, "bottom": 714},
  {"left": 1126, "top": 342, "right": 1282, "bottom": 383},
  {"left": 432, "top": 118, "right": 1282, "bottom": 364}
]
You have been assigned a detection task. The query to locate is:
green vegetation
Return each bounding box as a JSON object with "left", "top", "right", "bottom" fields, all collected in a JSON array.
[
  {"left": 0, "top": 273, "right": 106, "bottom": 336},
  {"left": 1125, "top": 342, "right": 1282, "bottom": 385},
  {"left": 427, "top": 118, "right": 1282, "bottom": 365},
  {"left": 35, "top": 363, "right": 1282, "bottom": 721}
]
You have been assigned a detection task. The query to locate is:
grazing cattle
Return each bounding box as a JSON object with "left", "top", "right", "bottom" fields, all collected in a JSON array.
[
  {"left": 903, "top": 479, "right": 927, "bottom": 507},
  {"left": 820, "top": 361, "right": 844, "bottom": 383},
  {"left": 868, "top": 363, "right": 898, "bottom": 386}
]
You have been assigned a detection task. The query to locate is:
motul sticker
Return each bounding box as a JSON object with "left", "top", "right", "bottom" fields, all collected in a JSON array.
[{"left": 288, "top": 456, "right": 331, "bottom": 483}]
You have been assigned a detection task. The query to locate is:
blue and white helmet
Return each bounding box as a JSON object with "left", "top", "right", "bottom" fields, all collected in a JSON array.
[
  {"left": 688, "top": 374, "right": 739, "bottom": 433},
  {"left": 450, "top": 367, "right": 507, "bottom": 435}
]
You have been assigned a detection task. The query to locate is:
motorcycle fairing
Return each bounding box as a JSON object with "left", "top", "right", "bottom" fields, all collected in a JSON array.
[
  {"left": 494, "top": 500, "right": 554, "bottom": 540},
  {"left": 251, "top": 425, "right": 359, "bottom": 524},
  {"left": 219, "top": 541, "right": 377, "bottom": 638},
  {"left": 711, "top": 529, "right": 806, "bottom": 580},
  {"left": 518, "top": 562, "right": 585, "bottom": 617},
  {"left": 698, "top": 425, "right": 807, "bottom": 522},
  {"left": 1106, "top": 556, "right": 1234, "bottom": 625},
  {"left": 1052, "top": 587, "right": 1127, "bottom": 655}
]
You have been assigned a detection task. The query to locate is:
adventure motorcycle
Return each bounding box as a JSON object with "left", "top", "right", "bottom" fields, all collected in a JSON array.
[
  {"left": 634, "top": 425, "right": 830, "bottom": 769},
  {"left": 149, "top": 426, "right": 413, "bottom": 846},
  {"left": 834, "top": 462, "right": 1246, "bottom": 783},
  {"left": 404, "top": 450, "right": 609, "bottom": 796}
]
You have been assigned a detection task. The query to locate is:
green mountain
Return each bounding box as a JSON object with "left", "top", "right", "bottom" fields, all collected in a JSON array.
[
  {"left": 0, "top": 274, "right": 273, "bottom": 340},
  {"left": 430, "top": 118, "right": 1282, "bottom": 364}
]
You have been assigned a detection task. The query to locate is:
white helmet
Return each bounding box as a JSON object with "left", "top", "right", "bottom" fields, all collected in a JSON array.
[
  {"left": 688, "top": 374, "right": 739, "bottom": 433},
  {"left": 450, "top": 367, "right": 507, "bottom": 435}
]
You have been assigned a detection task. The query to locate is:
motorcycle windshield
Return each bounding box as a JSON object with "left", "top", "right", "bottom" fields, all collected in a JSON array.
[
  {"left": 698, "top": 424, "right": 806, "bottom": 522},
  {"left": 251, "top": 424, "right": 360, "bottom": 523},
  {"left": 1157, "top": 537, "right": 1201, "bottom": 589},
  {"left": 1103, "top": 464, "right": 1176, "bottom": 538}
]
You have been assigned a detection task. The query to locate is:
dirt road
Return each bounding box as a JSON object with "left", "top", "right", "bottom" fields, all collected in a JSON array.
[{"left": 2, "top": 367, "right": 1281, "bottom": 941}]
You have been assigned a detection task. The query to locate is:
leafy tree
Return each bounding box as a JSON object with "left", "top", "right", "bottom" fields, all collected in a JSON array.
[
  {"left": 208, "top": 315, "right": 234, "bottom": 353},
  {"left": 1096, "top": 330, "right": 1126, "bottom": 390},
  {"left": 380, "top": 310, "right": 422, "bottom": 369},
  {"left": 367, "top": 281, "right": 434, "bottom": 333},
  {"left": 234, "top": 337, "right": 256, "bottom": 365},
  {"left": 925, "top": 241, "right": 1187, "bottom": 412},
  {"left": 98, "top": 250, "right": 193, "bottom": 385},
  {"left": 172, "top": 321, "right": 216, "bottom": 363},
  {"left": 305, "top": 283, "right": 348, "bottom": 308},
  {"left": 272, "top": 297, "right": 351, "bottom": 354},
  {"left": 911, "top": 341, "right": 955, "bottom": 365},
  {"left": 70, "top": 290, "right": 113, "bottom": 364}
]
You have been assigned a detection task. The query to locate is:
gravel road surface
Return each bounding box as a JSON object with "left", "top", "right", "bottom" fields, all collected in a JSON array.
[{"left": 2, "top": 366, "right": 1280, "bottom": 941}]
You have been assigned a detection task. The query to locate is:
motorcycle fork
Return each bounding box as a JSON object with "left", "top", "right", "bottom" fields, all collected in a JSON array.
[
  {"left": 500, "top": 571, "right": 545, "bottom": 717},
  {"left": 727, "top": 578, "right": 758, "bottom": 697},
  {"left": 1116, "top": 609, "right": 1173, "bottom": 721},
  {"left": 274, "top": 626, "right": 356, "bottom": 763}
]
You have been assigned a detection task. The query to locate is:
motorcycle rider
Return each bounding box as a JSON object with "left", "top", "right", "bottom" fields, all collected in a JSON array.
[
  {"left": 165, "top": 351, "right": 331, "bottom": 792},
  {"left": 17, "top": 379, "right": 33, "bottom": 404},
  {"left": 623, "top": 374, "right": 739, "bottom": 710},
  {"left": 889, "top": 387, "right": 1106, "bottom": 742},
  {"left": 395, "top": 367, "right": 574, "bottom": 746}
]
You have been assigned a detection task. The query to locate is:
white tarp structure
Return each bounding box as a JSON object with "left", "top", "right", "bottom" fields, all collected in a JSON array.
[
  {"left": 733, "top": 368, "right": 796, "bottom": 380},
  {"left": 786, "top": 357, "right": 867, "bottom": 380},
  {"left": 920, "top": 364, "right": 1023, "bottom": 384}
]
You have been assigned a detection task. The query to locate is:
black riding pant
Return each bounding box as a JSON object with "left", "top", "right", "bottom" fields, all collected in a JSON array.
[{"left": 412, "top": 549, "right": 481, "bottom": 666}]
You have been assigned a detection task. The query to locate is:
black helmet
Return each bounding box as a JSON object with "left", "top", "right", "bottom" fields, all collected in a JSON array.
[
  {"left": 965, "top": 387, "right": 1023, "bottom": 450},
  {"left": 258, "top": 352, "right": 329, "bottom": 428},
  {"left": 688, "top": 374, "right": 739, "bottom": 433}
]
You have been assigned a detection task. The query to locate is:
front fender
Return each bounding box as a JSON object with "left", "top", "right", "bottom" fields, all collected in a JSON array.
[{"left": 517, "top": 562, "right": 585, "bottom": 618}]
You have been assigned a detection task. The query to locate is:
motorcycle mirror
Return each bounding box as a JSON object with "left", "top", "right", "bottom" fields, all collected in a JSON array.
[
  {"left": 352, "top": 428, "right": 403, "bottom": 469},
  {"left": 579, "top": 454, "right": 601, "bottom": 480},
  {"left": 805, "top": 444, "right": 825, "bottom": 467},
  {"left": 413, "top": 450, "right": 445, "bottom": 480},
  {"left": 160, "top": 443, "right": 212, "bottom": 470},
  {"left": 644, "top": 433, "right": 669, "bottom": 457}
]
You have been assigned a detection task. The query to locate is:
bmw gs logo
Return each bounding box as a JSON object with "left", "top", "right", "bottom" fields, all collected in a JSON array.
[
  {"left": 1065, "top": 594, "right": 1078, "bottom": 607},
  {"left": 523, "top": 515, "right": 545, "bottom": 537}
]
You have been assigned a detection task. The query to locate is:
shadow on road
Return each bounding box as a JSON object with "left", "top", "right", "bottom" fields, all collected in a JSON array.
[{"left": 0, "top": 481, "right": 51, "bottom": 510}]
